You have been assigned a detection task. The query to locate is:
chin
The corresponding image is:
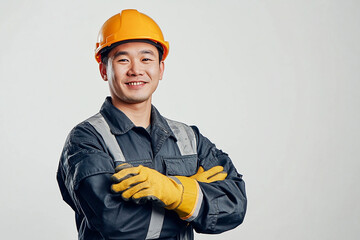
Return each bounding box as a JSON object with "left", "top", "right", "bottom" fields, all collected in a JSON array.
[{"left": 124, "top": 97, "right": 150, "bottom": 104}]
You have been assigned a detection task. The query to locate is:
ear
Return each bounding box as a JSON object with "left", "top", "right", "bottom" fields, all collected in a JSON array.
[
  {"left": 159, "top": 61, "right": 165, "bottom": 80},
  {"left": 99, "top": 62, "right": 108, "bottom": 81}
]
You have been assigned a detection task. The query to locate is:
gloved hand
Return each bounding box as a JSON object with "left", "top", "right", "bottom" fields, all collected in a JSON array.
[
  {"left": 190, "top": 166, "right": 227, "bottom": 183},
  {"left": 111, "top": 163, "right": 199, "bottom": 219}
]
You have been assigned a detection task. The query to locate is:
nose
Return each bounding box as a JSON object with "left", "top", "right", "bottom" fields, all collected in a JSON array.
[{"left": 127, "top": 60, "right": 143, "bottom": 76}]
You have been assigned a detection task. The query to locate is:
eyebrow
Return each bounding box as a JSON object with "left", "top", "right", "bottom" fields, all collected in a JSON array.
[
  {"left": 113, "top": 51, "right": 128, "bottom": 59},
  {"left": 112, "top": 49, "right": 156, "bottom": 59},
  {"left": 140, "top": 50, "right": 156, "bottom": 56}
]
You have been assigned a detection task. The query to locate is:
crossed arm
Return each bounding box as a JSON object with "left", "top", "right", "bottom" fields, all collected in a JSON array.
[{"left": 58, "top": 124, "right": 247, "bottom": 238}]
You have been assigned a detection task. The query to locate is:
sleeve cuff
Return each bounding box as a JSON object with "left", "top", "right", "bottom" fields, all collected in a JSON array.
[{"left": 172, "top": 176, "right": 203, "bottom": 221}]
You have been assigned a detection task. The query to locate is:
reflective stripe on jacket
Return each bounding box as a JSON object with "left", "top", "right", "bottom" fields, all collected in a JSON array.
[{"left": 57, "top": 97, "right": 247, "bottom": 239}]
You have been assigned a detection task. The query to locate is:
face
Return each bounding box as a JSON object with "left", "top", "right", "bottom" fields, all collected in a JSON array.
[{"left": 100, "top": 41, "right": 164, "bottom": 108}]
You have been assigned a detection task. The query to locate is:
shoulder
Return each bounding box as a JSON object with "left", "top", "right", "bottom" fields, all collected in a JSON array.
[
  {"left": 62, "top": 113, "right": 108, "bottom": 157},
  {"left": 67, "top": 118, "right": 99, "bottom": 144},
  {"left": 164, "top": 118, "right": 199, "bottom": 137}
]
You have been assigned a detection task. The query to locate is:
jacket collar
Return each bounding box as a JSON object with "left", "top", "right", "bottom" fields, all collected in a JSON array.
[{"left": 99, "top": 97, "right": 175, "bottom": 139}]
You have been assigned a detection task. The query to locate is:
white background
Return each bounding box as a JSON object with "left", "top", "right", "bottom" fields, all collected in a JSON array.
[{"left": 0, "top": 0, "right": 359, "bottom": 239}]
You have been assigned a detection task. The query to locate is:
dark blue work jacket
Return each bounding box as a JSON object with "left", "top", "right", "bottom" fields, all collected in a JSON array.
[{"left": 57, "top": 97, "right": 247, "bottom": 239}]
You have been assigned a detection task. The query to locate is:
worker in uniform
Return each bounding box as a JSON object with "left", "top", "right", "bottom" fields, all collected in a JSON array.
[{"left": 57, "top": 9, "right": 247, "bottom": 240}]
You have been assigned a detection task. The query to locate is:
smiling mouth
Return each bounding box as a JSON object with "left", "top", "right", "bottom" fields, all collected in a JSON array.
[{"left": 126, "top": 82, "right": 145, "bottom": 86}]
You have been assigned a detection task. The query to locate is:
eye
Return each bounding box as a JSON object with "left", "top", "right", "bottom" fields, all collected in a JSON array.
[
  {"left": 117, "top": 58, "right": 129, "bottom": 62},
  {"left": 142, "top": 58, "right": 153, "bottom": 62}
]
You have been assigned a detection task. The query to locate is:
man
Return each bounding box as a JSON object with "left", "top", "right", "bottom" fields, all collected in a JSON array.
[{"left": 57, "top": 9, "right": 247, "bottom": 240}]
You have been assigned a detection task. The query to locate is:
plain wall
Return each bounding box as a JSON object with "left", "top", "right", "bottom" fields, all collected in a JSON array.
[{"left": 0, "top": 0, "right": 359, "bottom": 239}]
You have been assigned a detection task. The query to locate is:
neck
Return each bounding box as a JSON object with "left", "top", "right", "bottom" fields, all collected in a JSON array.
[{"left": 111, "top": 98, "right": 152, "bottom": 128}]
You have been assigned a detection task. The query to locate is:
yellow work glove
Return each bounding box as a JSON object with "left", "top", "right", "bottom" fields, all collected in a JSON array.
[
  {"left": 190, "top": 166, "right": 227, "bottom": 183},
  {"left": 111, "top": 164, "right": 200, "bottom": 219}
]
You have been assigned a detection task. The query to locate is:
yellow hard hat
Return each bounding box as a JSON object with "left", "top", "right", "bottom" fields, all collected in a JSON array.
[{"left": 95, "top": 9, "right": 169, "bottom": 63}]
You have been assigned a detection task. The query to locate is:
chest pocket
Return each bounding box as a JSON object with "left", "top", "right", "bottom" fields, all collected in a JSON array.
[
  {"left": 163, "top": 155, "right": 197, "bottom": 176},
  {"left": 164, "top": 118, "right": 198, "bottom": 176}
]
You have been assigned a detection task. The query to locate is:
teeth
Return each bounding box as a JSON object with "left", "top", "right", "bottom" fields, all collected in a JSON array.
[{"left": 128, "top": 82, "right": 143, "bottom": 86}]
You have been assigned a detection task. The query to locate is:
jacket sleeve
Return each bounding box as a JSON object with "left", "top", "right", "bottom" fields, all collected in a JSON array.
[
  {"left": 189, "top": 126, "right": 247, "bottom": 234},
  {"left": 57, "top": 122, "right": 153, "bottom": 239}
]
